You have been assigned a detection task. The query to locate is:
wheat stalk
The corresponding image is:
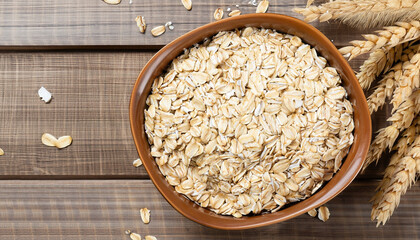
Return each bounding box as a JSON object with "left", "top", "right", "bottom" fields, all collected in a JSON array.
[
  {"left": 357, "top": 43, "right": 405, "bottom": 90},
  {"left": 294, "top": 0, "right": 420, "bottom": 29},
  {"left": 363, "top": 89, "right": 420, "bottom": 171},
  {"left": 371, "top": 134, "right": 419, "bottom": 226},
  {"left": 367, "top": 44, "right": 419, "bottom": 113},
  {"left": 367, "top": 62, "right": 402, "bottom": 113},
  {"left": 339, "top": 20, "right": 420, "bottom": 60},
  {"left": 390, "top": 49, "right": 420, "bottom": 112},
  {"left": 370, "top": 117, "right": 420, "bottom": 205}
]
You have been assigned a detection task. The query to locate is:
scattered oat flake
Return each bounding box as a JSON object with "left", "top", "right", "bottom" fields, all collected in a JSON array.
[
  {"left": 181, "top": 0, "right": 192, "bottom": 10},
  {"left": 256, "top": 0, "right": 269, "bottom": 13},
  {"left": 41, "top": 133, "right": 58, "bottom": 147},
  {"left": 0, "top": 148, "right": 4, "bottom": 156},
  {"left": 165, "top": 22, "right": 175, "bottom": 31},
  {"left": 214, "top": 8, "right": 224, "bottom": 21},
  {"left": 151, "top": 25, "right": 166, "bottom": 37},
  {"left": 102, "top": 0, "right": 121, "bottom": 4},
  {"left": 38, "top": 87, "right": 52, "bottom": 103},
  {"left": 56, "top": 136, "right": 72, "bottom": 149},
  {"left": 318, "top": 206, "right": 330, "bottom": 222},
  {"left": 249, "top": 0, "right": 258, "bottom": 6},
  {"left": 307, "top": 208, "right": 317, "bottom": 217},
  {"left": 41, "top": 133, "right": 72, "bottom": 149},
  {"left": 145, "top": 236, "right": 158, "bottom": 240},
  {"left": 129, "top": 232, "right": 142, "bottom": 240},
  {"left": 133, "top": 158, "right": 143, "bottom": 167},
  {"left": 135, "top": 16, "right": 146, "bottom": 33},
  {"left": 228, "top": 10, "right": 241, "bottom": 17},
  {"left": 140, "top": 208, "right": 151, "bottom": 224}
]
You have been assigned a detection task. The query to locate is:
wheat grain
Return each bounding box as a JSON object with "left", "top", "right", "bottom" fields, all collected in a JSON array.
[
  {"left": 367, "top": 62, "right": 402, "bottom": 113},
  {"left": 306, "top": 0, "right": 314, "bottom": 8},
  {"left": 371, "top": 135, "right": 419, "bottom": 226},
  {"left": 357, "top": 43, "right": 405, "bottom": 90},
  {"left": 390, "top": 47, "right": 420, "bottom": 112},
  {"left": 339, "top": 20, "right": 420, "bottom": 60},
  {"left": 363, "top": 90, "right": 420, "bottom": 171},
  {"left": 294, "top": 0, "right": 420, "bottom": 29}
]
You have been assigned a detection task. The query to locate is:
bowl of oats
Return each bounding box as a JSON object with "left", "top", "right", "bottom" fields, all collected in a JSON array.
[{"left": 130, "top": 13, "right": 371, "bottom": 230}]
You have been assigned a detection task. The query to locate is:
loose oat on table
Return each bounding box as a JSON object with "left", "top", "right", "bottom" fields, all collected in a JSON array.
[
  {"left": 318, "top": 206, "right": 330, "bottom": 222},
  {"left": 41, "top": 133, "right": 73, "bottom": 149},
  {"left": 0, "top": 148, "right": 4, "bottom": 156},
  {"left": 133, "top": 158, "right": 143, "bottom": 167},
  {"left": 144, "top": 27, "right": 354, "bottom": 217},
  {"left": 307, "top": 208, "right": 317, "bottom": 217},
  {"left": 256, "top": 0, "right": 269, "bottom": 13},
  {"left": 214, "top": 8, "right": 224, "bottom": 21},
  {"left": 135, "top": 16, "right": 146, "bottom": 33},
  {"left": 102, "top": 0, "right": 121, "bottom": 4},
  {"left": 145, "top": 235, "right": 158, "bottom": 240},
  {"left": 229, "top": 10, "right": 241, "bottom": 17},
  {"left": 129, "top": 232, "right": 142, "bottom": 240},
  {"left": 38, "top": 87, "right": 52, "bottom": 103},
  {"left": 140, "top": 208, "right": 151, "bottom": 224},
  {"left": 151, "top": 25, "right": 166, "bottom": 37},
  {"left": 181, "top": 0, "right": 192, "bottom": 10}
]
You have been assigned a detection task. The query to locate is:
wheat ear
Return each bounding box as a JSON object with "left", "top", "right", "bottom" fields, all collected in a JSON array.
[
  {"left": 370, "top": 117, "right": 420, "bottom": 206},
  {"left": 371, "top": 135, "right": 419, "bottom": 226},
  {"left": 367, "top": 63, "right": 402, "bottom": 114},
  {"left": 390, "top": 48, "right": 420, "bottom": 112},
  {"left": 306, "top": 0, "right": 314, "bottom": 8},
  {"left": 339, "top": 20, "right": 420, "bottom": 60},
  {"left": 357, "top": 43, "right": 405, "bottom": 90},
  {"left": 294, "top": 0, "right": 420, "bottom": 29},
  {"left": 362, "top": 89, "right": 420, "bottom": 171}
]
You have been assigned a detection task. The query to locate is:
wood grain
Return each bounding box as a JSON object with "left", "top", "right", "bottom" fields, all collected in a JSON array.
[
  {"left": 0, "top": 51, "right": 391, "bottom": 178},
  {"left": 0, "top": 52, "right": 153, "bottom": 178},
  {"left": 0, "top": 0, "right": 372, "bottom": 48},
  {"left": 0, "top": 180, "right": 418, "bottom": 240}
]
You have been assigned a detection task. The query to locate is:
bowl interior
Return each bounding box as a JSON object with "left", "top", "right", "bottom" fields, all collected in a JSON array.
[{"left": 129, "top": 13, "right": 371, "bottom": 230}]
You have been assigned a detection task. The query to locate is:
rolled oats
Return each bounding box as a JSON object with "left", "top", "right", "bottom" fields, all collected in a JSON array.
[
  {"left": 144, "top": 28, "right": 354, "bottom": 217},
  {"left": 214, "top": 8, "right": 224, "bottom": 21},
  {"left": 181, "top": 0, "right": 192, "bottom": 10},
  {"left": 151, "top": 25, "right": 166, "bottom": 37},
  {"left": 228, "top": 10, "right": 241, "bottom": 17},
  {"left": 129, "top": 232, "right": 142, "bottom": 240},
  {"left": 140, "top": 208, "right": 151, "bottom": 224},
  {"left": 318, "top": 206, "right": 330, "bottom": 222},
  {"left": 135, "top": 16, "right": 146, "bottom": 33},
  {"left": 256, "top": 0, "right": 269, "bottom": 13}
]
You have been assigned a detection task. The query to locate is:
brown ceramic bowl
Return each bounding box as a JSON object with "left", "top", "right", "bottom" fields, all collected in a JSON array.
[{"left": 129, "top": 13, "right": 371, "bottom": 230}]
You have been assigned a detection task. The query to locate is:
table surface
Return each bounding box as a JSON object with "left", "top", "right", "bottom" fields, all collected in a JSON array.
[{"left": 0, "top": 1, "right": 418, "bottom": 239}]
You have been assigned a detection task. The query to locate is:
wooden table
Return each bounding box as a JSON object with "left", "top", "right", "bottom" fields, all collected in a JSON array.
[{"left": 0, "top": 1, "right": 419, "bottom": 239}]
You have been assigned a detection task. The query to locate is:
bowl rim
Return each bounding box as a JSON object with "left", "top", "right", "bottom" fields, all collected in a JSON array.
[{"left": 129, "top": 13, "right": 372, "bottom": 230}]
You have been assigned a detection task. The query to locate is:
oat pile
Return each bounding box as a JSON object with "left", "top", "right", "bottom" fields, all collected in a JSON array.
[{"left": 144, "top": 27, "right": 354, "bottom": 217}]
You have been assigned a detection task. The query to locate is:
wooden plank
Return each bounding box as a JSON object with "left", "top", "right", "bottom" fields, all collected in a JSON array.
[
  {"left": 0, "top": 180, "right": 418, "bottom": 239},
  {"left": 0, "top": 51, "right": 392, "bottom": 178},
  {"left": 0, "top": 52, "right": 153, "bottom": 178},
  {"left": 0, "top": 0, "right": 371, "bottom": 48}
]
